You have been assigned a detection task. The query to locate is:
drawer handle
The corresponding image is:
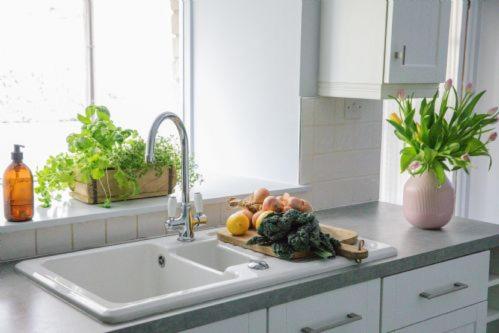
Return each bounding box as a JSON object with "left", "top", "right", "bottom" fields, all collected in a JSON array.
[
  {"left": 419, "top": 282, "right": 469, "bottom": 300},
  {"left": 300, "top": 313, "right": 362, "bottom": 333}
]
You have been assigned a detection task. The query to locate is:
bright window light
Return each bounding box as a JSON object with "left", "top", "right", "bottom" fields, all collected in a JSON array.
[
  {"left": 93, "top": 0, "right": 180, "bottom": 137},
  {"left": 0, "top": 0, "right": 181, "bottom": 173},
  {"left": 0, "top": 0, "right": 86, "bottom": 169}
]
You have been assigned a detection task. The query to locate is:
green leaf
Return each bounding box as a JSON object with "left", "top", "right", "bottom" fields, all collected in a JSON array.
[
  {"left": 77, "top": 114, "right": 91, "bottom": 124},
  {"left": 400, "top": 147, "right": 417, "bottom": 172},
  {"left": 433, "top": 162, "right": 445, "bottom": 185}
]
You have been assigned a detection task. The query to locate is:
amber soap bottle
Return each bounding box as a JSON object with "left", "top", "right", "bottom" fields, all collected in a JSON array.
[{"left": 3, "top": 145, "right": 34, "bottom": 222}]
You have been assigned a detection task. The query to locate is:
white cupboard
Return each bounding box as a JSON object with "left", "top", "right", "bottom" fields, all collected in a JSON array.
[
  {"left": 268, "top": 279, "right": 381, "bottom": 332},
  {"left": 319, "top": 0, "right": 452, "bottom": 99},
  {"left": 382, "top": 251, "right": 489, "bottom": 332},
  {"left": 392, "top": 302, "right": 487, "bottom": 333},
  {"left": 181, "top": 309, "right": 266, "bottom": 333}
]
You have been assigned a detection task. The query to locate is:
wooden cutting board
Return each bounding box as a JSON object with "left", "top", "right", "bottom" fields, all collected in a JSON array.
[{"left": 217, "top": 224, "right": 368, "bottom": 262}]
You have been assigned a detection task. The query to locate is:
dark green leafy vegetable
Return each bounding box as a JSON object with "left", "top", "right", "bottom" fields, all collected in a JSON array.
[{"left": 247, "top": 209, "right": 340, "bottom": 260}]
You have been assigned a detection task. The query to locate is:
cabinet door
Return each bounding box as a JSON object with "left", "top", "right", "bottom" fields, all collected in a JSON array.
[
  {"left": 182, "top": 309, "right": 266, "bottom": 333},
  {"left": 385, "top": 0, "right": 451, "bottom": 84},
  {"left": 268, "top": 279, "right": 380, "bottom": 332},
  {"left": 392, "top": 302, "right": 487, "bottom": 333}
]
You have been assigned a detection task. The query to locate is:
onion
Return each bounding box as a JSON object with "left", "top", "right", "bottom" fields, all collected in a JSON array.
[
  {"left": 253, "top": 188, "right": 270, "bottom": 204},
  {"left": 262, "top": 196, "right": 283, "bottom": 212},
  {"left": 302, "top": 200, "right": 313, "bottom": 212},
  {"left": 288, "top": 197, "right": 304, "bottom": 211},
  {"left": 252, "top": 211, "right": 263, "bottom": 228},
  {"left": 241, "top": 209, "right": 253, "bottom": 223}
]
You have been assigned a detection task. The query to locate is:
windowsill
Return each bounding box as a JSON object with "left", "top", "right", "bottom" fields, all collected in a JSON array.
[{"left": 0, "top": 174, "right": 308, "bottom": 234}]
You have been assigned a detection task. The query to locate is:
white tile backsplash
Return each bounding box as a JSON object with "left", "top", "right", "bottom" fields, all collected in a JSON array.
[
  {"left": 301, "top": 97, "right": 382, "bottom": 210},
  {"left": 106, "top": 215, "right": 138, "bottom": 244},
  {"left": 73, "top": 219, "right": 106, "bottom": 250},
  {"left": 36, "top": 225, "right": 72, "bottom": 256},
  {"left": 204, "top": 203, "right": 222, "bottom": 226},
  {"left": 138, "top": 211, "right": 167, "bottom": 238},
  {"left": 0, "top": 230, "right": 36, "bottom": 261}
]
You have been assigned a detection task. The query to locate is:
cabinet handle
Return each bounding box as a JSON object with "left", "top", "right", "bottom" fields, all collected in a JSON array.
[
  {"left": 419, "top": 282, "right": 469, "bottom": 300},
  {"left": 394, "top": 45, "right": 406, "bottom": 65},
  {"left": 300, "top": 313, "right": 362, "bottom": 333}
]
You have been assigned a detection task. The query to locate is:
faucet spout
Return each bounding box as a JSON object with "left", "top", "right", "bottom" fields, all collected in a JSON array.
[
  {"left": 146, "top": 112, "right": 190, "bottom": 204},
  {"left": 145, "top": 112, "right": 205, "bottom": 242}
]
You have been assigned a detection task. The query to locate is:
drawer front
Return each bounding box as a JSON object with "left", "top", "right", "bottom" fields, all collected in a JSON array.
[
  {"left": 269, "top": 279, "right": 380, "bottom": 333},
  {"left": 382, "top": 251, "right": 489, "bottom": 332},
  {"left": 392, "top": 302, "right": 487, "bottom": 333}
]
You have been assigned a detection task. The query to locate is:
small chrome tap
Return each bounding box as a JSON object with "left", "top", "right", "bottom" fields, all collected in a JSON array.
[{"left": 145, "top": 112, "right": 207, "bottom": 242}]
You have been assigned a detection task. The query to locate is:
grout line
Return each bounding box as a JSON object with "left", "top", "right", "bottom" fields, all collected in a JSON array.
[
  {"left": 34, "top": 229, "right": 38, "bottom": 255},
  {"left": 70, "top": 224, "right": 74, "bottom": 250},
  {"left": 104, "top": 219, "right": 108, "bottom": 244}
]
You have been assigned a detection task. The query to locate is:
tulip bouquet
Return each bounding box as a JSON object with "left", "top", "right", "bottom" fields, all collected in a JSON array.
[{"left": 387, "top": 80, "right": 498, "bottom": 185}]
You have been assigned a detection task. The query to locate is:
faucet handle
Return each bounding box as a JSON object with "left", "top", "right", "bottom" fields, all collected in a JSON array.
[
  {"left": 168, "top": 196, "right": 178, "bottom": 218},
  {"left": 194, "top": 192, "right": 203, "bottom": 214}
]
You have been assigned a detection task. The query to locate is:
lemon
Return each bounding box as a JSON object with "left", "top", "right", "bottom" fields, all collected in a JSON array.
[
  {"left": 226, "top": 212, "right": 250, "bottom": 236},
  {"left": 255, "top": 210, "right": 273, "bottom": 230}
]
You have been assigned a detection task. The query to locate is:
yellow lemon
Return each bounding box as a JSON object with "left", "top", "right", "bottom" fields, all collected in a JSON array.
[
  {"left": 226, "top": 212, "right": 250, "bottom": 236},
  {"left": 255, "top": 210, "right": 273, "bottom": 230}
]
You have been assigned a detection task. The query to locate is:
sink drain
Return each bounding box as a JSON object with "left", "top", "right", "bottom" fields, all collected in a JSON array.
[{"left": 158, "top": 255, "right": 165, "bottom": 268}]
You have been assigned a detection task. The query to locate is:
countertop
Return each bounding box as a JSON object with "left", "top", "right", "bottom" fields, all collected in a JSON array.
[{"left": 1, "top": 202, "right": 499, "bottom": 333}]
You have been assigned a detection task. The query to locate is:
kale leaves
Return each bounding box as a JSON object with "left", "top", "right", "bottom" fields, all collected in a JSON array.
[{"left": 247, "top": 209, "right": 340, "bottom": 260}]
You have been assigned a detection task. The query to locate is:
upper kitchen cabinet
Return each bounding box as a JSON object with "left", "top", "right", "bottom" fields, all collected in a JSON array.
[{"left": 318, "top": 0, "right": 451, "bottom": 99}]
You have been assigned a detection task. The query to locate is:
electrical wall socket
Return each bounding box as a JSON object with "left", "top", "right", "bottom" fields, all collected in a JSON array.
[{"left": 344, "top": 99, "right": 363, "bottom": 119}]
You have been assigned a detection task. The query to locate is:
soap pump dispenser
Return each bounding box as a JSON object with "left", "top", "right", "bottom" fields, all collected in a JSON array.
[{"left": 3, "top": 145, "right": 34, "bottom": 222}]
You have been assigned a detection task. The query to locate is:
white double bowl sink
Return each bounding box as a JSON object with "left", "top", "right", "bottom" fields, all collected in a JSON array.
[{"left": 16, "top": 228, "right": 396, "bottom": 324}]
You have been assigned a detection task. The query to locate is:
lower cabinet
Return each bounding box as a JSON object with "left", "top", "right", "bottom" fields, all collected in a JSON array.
[
  {"left": 182, "top": 252, "right": 490, "bottom": 333},
  {"left": 382, "top": 251, "right": 489, "bottom": 332},
  {"left": 181, "top": 309, "right": 266, "bottom": 333},
  {"left": 392, "top": 302, "right": 487, "bottom": 333},
  {"left": 268, "top": 279, "right": 381, "bottom": 332}
]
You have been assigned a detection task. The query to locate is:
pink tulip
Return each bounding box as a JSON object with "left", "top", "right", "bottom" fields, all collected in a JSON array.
[
  {"left": 444, "top": 79, "right": 453, "bottom": 91},
  {"left": 465, "top": 82, "right": 473, "bottom": 94},
  {"left": 410, "top": 161, "right": 421, "bottom": 170},
  {"left": 487, "top": 107, "right": 498, "bottom": 115},
  {"left": 489, "top": 132, "right": 498, "bottom": 142},
  {"left": 397, "top": 89, "right": 406, "bottom": 101},
  {"left": 461, "top": 154, "right": 470, "bottom": 162}
]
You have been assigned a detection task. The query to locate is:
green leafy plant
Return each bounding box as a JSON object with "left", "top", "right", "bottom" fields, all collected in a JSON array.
[
  {"left": 387, "top": 80, "right": 498, "bottom": 185},
  {"left": 35, "top": 105, "right": 202, "bottom": 208}
]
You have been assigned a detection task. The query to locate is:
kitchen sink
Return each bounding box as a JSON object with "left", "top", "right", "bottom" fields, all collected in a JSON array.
[
  {"left": 173, "top": 238, "right": 259, "bottom": 272},
  {"left": 42, "top": 243, "right": 236, "bottom": 304},
  {"left": 16, "top": 229, "right": 397, "bottom": 324}
]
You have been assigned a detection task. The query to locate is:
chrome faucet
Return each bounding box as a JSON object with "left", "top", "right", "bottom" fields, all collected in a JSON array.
[{"left": 145, "top": 112, "right": 207, "bottom": 242}]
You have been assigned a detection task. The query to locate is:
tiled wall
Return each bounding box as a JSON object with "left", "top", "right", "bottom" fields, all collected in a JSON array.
[
  {"left": 0, "top": 203, "right": 237, "bottom": 262},
  {"left": 300, "top": 97, "right": 383, "bottom": 210}
]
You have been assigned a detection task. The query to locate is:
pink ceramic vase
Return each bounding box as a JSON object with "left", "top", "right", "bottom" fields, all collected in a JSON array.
[{"left": 403, "top": 171, "right": 455, "bottom": 229}]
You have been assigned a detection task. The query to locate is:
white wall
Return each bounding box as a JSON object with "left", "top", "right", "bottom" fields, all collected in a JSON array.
[
  {"left": 192, "top": 0, "right": 308, "bottom": 184},
  {"left": 467, "top": 0, "right": 499, "bottom": 224}
]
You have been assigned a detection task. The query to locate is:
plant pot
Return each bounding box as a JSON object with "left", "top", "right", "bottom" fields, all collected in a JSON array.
[
  {"left": 403, "top": 171, "right": 455, "bottom": 229},
  {"left": 70, "top": 167, "right": 176, "bottom": 204}
]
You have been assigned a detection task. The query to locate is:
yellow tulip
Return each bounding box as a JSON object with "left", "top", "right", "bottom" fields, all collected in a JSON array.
[{"left": 389, "top": 112, "right": 402, "bottom": 125}]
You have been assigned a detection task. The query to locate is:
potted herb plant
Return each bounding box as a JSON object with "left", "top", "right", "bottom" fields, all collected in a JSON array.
[
  {"left": 387, "top": 80, "right": 498, "bottom": 229},
  {"left": 35, "top": 105, "right": 201, "bottom": 208}
]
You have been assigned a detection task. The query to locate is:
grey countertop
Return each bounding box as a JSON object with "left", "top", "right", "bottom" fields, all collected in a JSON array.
[{"left": 1, "top": 202, "right": 499, "bottom": 333}]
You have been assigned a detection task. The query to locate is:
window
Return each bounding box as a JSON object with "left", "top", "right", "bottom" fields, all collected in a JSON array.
[{"left": 0, "top": 0, "right": 181, "bottom": 172}]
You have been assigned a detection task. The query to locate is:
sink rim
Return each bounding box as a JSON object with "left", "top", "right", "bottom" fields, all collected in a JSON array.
[
  {"left": 15, "top": 228, "right": 397, "bottom": 324},
  {"left": 15, "top": 236, "right": 258, "bottom": 323}
]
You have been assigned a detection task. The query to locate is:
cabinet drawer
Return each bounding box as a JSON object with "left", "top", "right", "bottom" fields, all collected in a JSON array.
[
  {"left": 382, "top": 251, "right": 489, "bottom": 332},
  {"left": 391, "top": 302, "right": 487, "bottom": 333},
  {"left": 269, "top": 279, "right": 380, "bottom": 333}
]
